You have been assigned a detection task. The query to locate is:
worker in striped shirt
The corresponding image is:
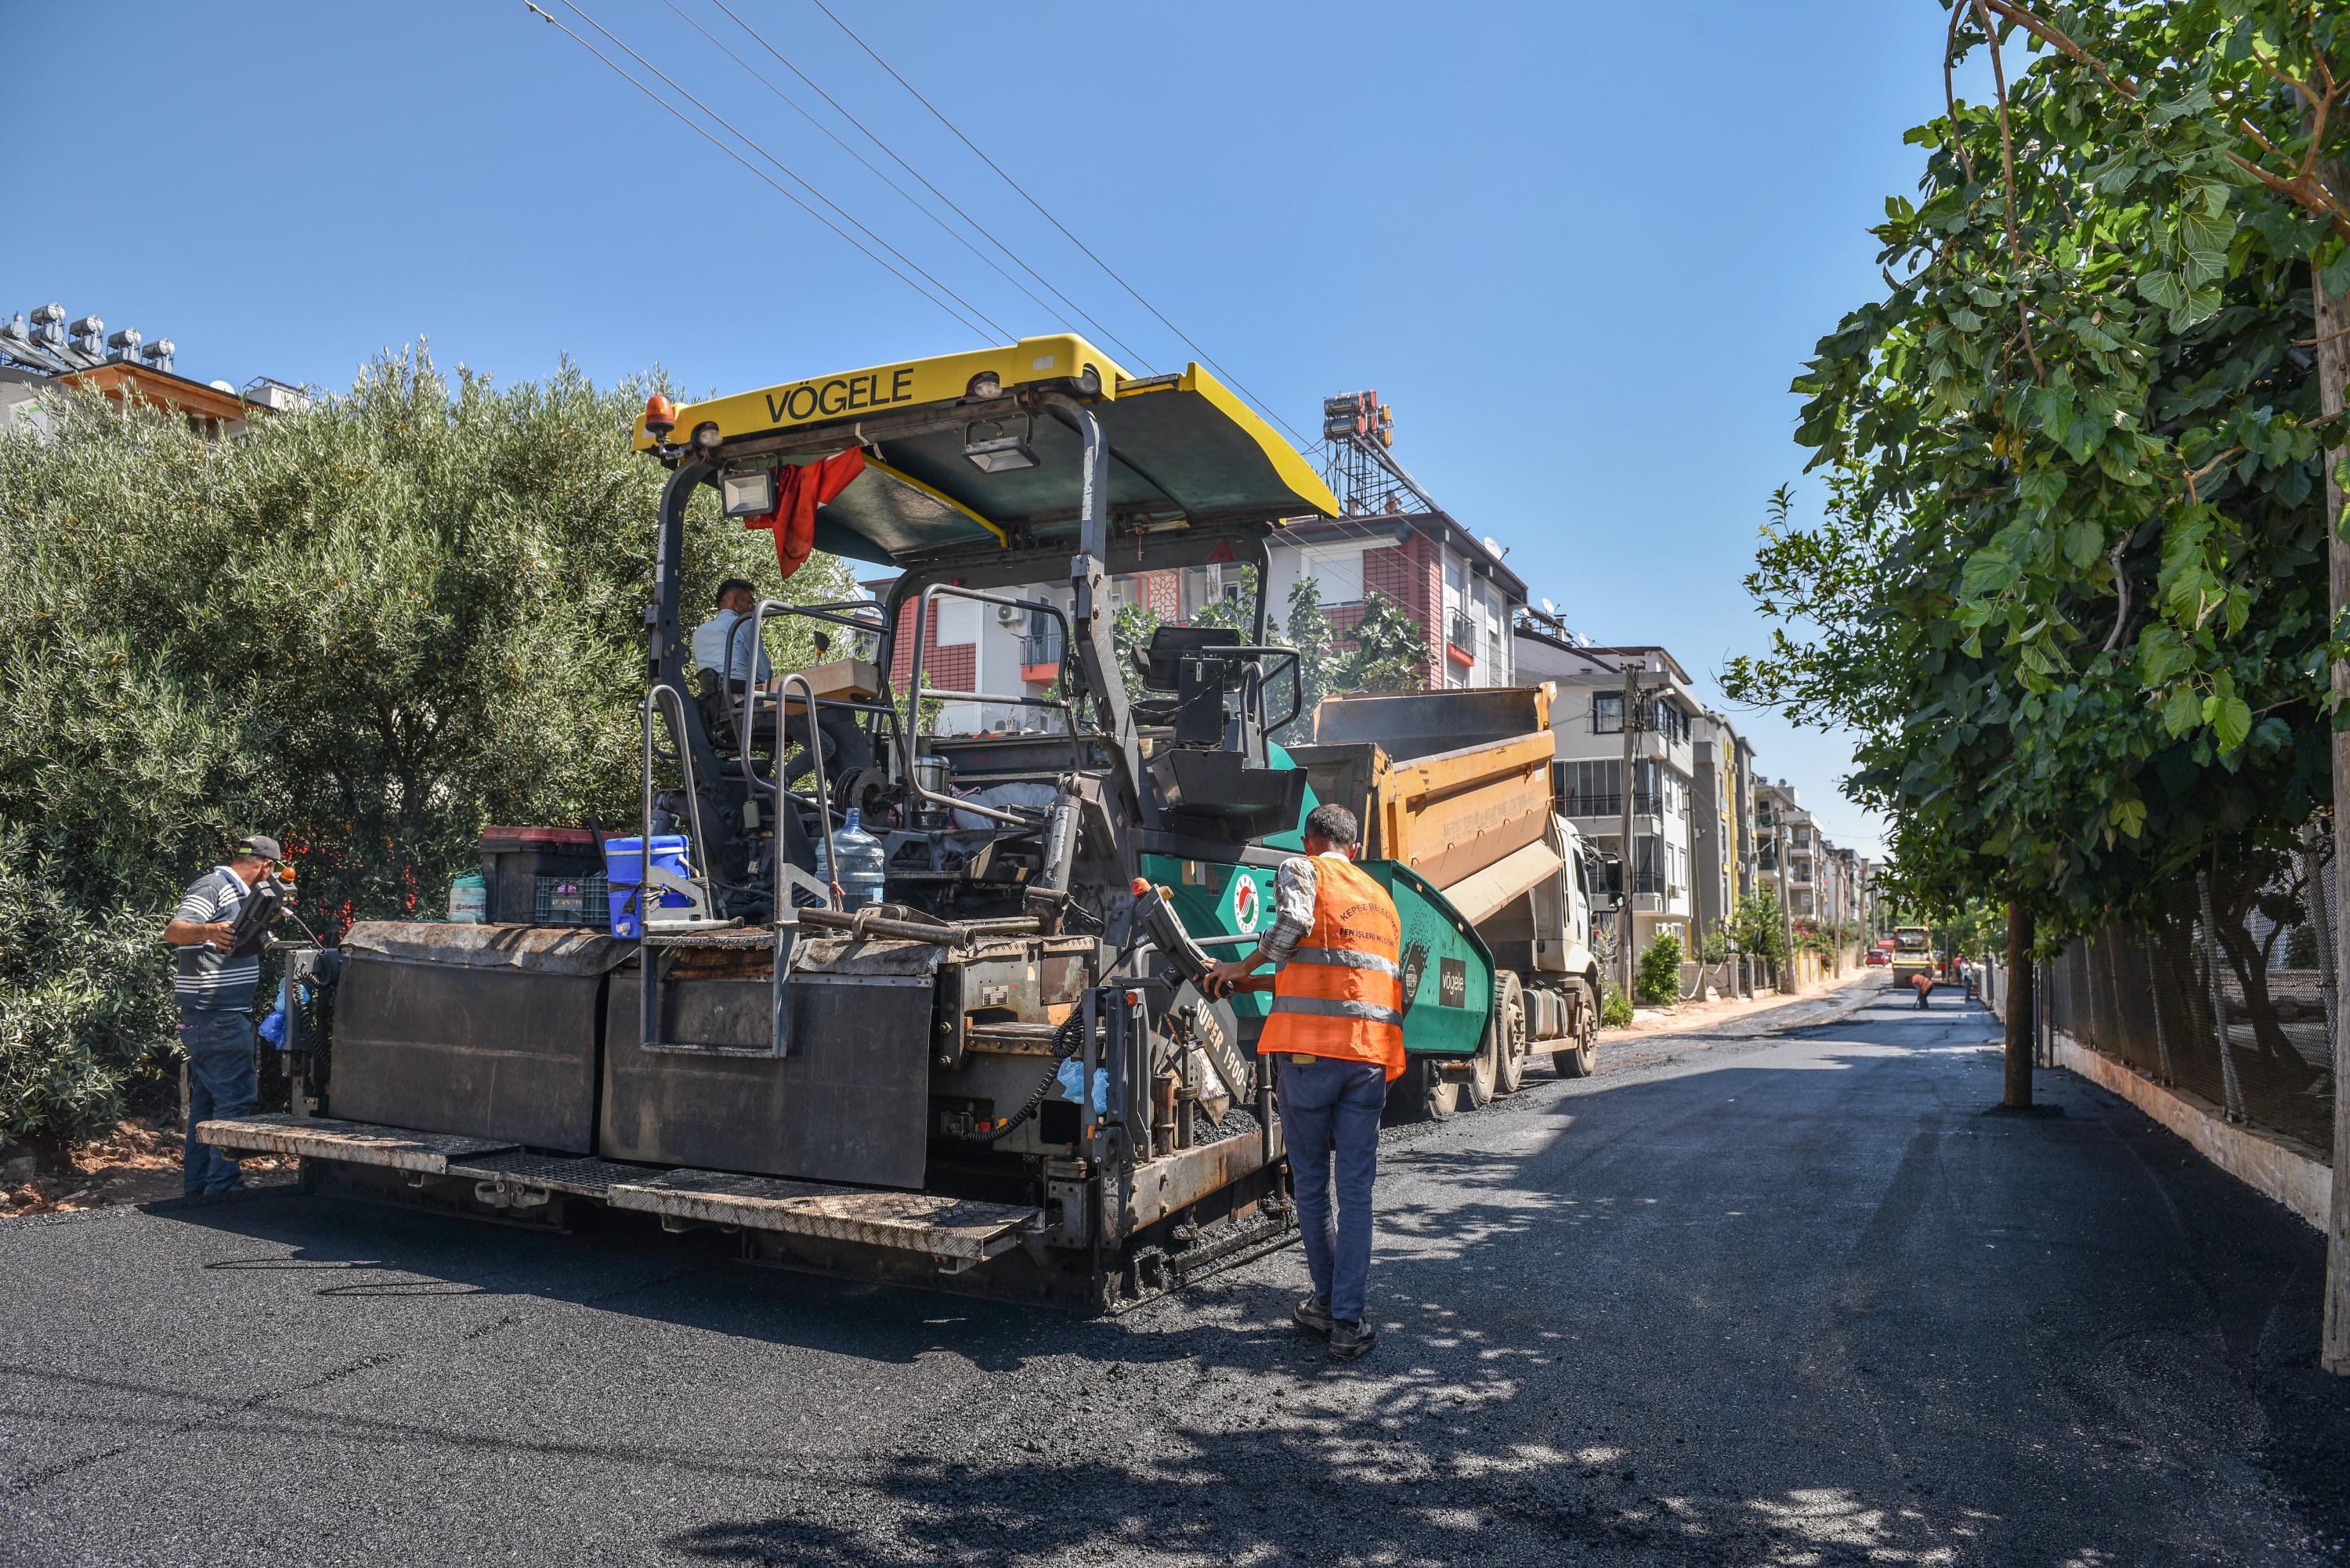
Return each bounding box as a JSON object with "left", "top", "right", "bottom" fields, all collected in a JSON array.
[{"left": 162, "top": 835, "right": 281, "bottom": 1198}]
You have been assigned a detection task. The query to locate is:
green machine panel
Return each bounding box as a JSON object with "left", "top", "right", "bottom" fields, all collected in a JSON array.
[
  {"left": 1140, "top": 855, "right": 1493, "bottom": 1060},
  {"left": 1368, "top": 860, "right": 1492, "bottom": 1059}
]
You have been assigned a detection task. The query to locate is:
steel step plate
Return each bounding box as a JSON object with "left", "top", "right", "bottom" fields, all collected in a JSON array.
[
  {"left": 197, "top": 1114, "right": 517, "bottom": 1173},
  {"left": 195, "top": 1115, "right": 1039, "bottom": 1268},
  {"left": 606, "top": 1171, "right": 1036, "bottom": 1263},
  {"left": 446, "top": 1151, "right": 653, "bottom": 1197}
]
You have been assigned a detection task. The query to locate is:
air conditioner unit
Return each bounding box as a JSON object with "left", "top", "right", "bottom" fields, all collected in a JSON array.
[{"left": 994, "top": 602, "right": 1029, "bottom": 628}]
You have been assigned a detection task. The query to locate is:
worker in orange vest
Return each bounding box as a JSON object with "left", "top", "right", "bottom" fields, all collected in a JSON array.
[{"left": 1208, "top": 804, "right": 1403, "bottom": 1362}]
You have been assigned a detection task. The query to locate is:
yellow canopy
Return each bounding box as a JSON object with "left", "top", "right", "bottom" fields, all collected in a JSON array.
[{"left": 638, "top": 334, "right": 1339, "bottom": 565}]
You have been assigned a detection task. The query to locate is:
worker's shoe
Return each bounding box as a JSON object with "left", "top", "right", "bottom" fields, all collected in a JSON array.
[
  {"left": 1326, "top": 1319, "right": 1377, "bottom": 1363},
  {"left": 1292, "top": 1295, "right": 1335, "bottom": 1336}
]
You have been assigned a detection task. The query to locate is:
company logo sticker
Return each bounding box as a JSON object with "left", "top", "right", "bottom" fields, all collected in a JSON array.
[{"left": 1231, "top": 876, "right": 1261, "bottom": 934}]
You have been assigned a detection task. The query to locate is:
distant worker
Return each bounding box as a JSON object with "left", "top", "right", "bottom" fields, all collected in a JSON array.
[
  {"left": 1959, "top": 956, "right": 1976, "bottom": 1001},
  {"left": 1910, "top": 967, "right": 1935, "bottom": 1010},
  {"left": 690, "top": 579, "right": 868, "bottom": 786},
  {"left": 1207, "top": 804, "right": 1402, "bottom": 1363},
  {"left": 161, "top": 835, "right": 283, "bottom": 1198}
]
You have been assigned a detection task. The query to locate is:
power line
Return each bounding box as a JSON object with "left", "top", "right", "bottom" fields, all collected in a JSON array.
[
  {"left": 550, "top": 0, "right": 1014, "bottom": 341},
  {"left": 522, "top": 2, "right": 984, "bottom": 338},
  {"left": 805, "top": 0, "right": 1318, "bottom": 450},
  {"left": 663, "top": 0, "right": 1093, "bottom": 352},
  {"left": 700, "top": 0, "right": 1158, "bottom": 374}
]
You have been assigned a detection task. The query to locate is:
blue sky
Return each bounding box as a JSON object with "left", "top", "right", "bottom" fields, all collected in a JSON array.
[{"left": 10, "top": 1, "right": 1976, "bottom": 856}]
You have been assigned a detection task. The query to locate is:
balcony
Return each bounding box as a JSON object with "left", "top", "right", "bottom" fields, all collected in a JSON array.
[
  {"left": 1020, "top": 630, "right": 1063, "bottom": 685},
  {"left": 1561, "top": 791, "right": 1665, "bottom": 820},
  {"left": 1445, "top": 609, "right": 1477, "bottom": 667}
]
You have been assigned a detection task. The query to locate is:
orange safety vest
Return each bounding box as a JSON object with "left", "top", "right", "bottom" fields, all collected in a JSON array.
[{"left": 1259, "top": 854, "right": 1407, "bottom": 1080}]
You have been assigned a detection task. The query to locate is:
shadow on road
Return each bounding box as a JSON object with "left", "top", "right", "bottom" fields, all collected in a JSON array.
[{"left": 64, "top": 994, "right": 2348, "bottom": 1563}]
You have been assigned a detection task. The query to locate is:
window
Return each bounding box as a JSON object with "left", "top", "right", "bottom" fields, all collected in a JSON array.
[
  {"left": 1631, "top": 836, "right": 1664, "bottom": 896},
  {"left": 1302, "top": 544, "right": 1365, "bottom": 605},
  {"left": 1592, "top": 692, "right": 1624, "bottom": 733},
  {"left": 1556, "top": 759, "right": 1620, "bottom": 816}
]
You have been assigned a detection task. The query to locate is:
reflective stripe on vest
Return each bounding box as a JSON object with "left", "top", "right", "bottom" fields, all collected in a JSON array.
[
  {"left": 1267, "top": 994, "right": 1405, "bottom": 1025},
  {"left": 1288, "top": 945, "right": 1401, "bottom": 977},
  {"left": 1260, "top": 855, "right": 1406, "bottom": 1078}
]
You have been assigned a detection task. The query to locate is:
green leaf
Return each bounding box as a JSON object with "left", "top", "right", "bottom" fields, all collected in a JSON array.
[
  {"left": 2061, "top": 522, "right": 2102, "bottom": 569},
  {"left": 2136, "top": 272, "right": 2186, "bottom": 310},
  {"left": 2211, "top": 695, "right": 2252, "bottom": 753},
  {"left": 2161, "top": 685, "right": 2203, "bottom": 736}
]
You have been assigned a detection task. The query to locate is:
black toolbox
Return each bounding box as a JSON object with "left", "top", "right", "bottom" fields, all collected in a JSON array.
[{"left": 479, "top": 826, "right": 607, "bottom": 927}]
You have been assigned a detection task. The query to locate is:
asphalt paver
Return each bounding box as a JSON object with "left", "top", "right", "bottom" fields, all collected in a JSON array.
[{"left": 5, "top": 982, "right": 2345, "bottom": 1565}]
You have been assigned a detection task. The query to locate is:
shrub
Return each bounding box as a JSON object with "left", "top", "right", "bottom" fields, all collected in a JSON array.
[
  {"left": 1636, "top": 930, "right": 1686, "bottom": 1006},
  {"left": 2285, "top": 924, "right": 2321, "bottom": 971},
  {"left": 1600, "top": 985, "right": 1636, "bottom": 1028},
  {"left": 0, "top": 349, "right": 851, "bottom": 1147}
]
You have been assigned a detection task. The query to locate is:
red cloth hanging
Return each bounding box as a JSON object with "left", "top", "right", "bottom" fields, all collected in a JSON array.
[{"left": 744, "top": 448, "right": 866, "bottom": 585}]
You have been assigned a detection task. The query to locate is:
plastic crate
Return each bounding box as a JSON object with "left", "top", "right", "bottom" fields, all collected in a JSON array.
[{"left": 533, "top": 873, "right": 609, "bottom": 926}]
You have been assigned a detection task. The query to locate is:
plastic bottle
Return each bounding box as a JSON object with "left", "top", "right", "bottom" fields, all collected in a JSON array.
[
  {"left": 830, "top": 807, "right": 888, "bottom": 910},
  {"left": 448, "top": 870, "right": 487, "bottom": 924}
]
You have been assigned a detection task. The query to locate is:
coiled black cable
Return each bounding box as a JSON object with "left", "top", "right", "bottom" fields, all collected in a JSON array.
[{"left": 974, "top": 1008, "right": 1090, "bottom": 1143}]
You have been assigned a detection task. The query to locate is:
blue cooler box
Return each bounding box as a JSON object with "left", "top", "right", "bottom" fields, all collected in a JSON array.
[{"left": 603, "top": 834, "right": 692, "bottom": 938}]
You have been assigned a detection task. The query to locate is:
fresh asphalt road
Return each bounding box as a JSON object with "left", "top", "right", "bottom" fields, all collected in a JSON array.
[{"left": 5, "top": 981, "right": 2346, "bottom": 1566}]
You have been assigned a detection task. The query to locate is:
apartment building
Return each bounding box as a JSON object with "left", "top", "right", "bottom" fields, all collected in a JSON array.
[
  {"left": 0, "top": 301, "right": 295, "bottom": 439},
  {"left": 1263, "top": 510, "right": 1521, "bottom": 690},
  {"left": 1690, "top": 710, "right": 1759, "bottom": 945},
  {"left": 1512, "top": 635, "right": 1705, "bottom": 957},
  {"left": 1752, "top": 778, "right": 1867, "bottom": 936}
]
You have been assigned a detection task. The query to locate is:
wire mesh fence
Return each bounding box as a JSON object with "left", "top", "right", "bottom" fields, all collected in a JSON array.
[{"left": 2034, "top": 830, "right": 2337, "bottom": 1157}]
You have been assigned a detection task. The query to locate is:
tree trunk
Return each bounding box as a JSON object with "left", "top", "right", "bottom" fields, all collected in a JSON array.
[
  {"left": 2316, "top": 183, "right": 2350, "bottom": 1375},
  {"left": 2004, "top": 901, "right": 2035, "bottom": 1108}
]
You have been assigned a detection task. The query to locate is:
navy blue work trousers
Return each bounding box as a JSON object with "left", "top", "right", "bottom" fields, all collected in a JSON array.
[
  {"left": 1275, "top": 1052, "right": 1387, "bottom": 1324},
  {"left": 179, "top": 1007, "right": 256, "bottom": 1195}
]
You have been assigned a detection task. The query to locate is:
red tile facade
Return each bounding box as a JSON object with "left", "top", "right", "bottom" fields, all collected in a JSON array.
[
  {"left": 1347, "top": 530, "right": 1440, "bottom": 682},
  {"left": 929, "top": 644, "right": 975, "bottom": 693},
  {"left": 887, "top": 598, "right": 974, "bottom": 693}
]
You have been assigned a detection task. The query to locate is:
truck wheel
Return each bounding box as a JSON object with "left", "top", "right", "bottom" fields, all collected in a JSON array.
[
  {"left": 1464, "top": 1028, "right": 1499, "bottom": 1109},
  {"left": 1388, "top": 1058, "right": 1459, "bottom": 1122},
  {"left": 1490, "top": 973, "right": 1528, "bottom": 1097},
  {"left": 1553, "top": 984, "right": 1598, "bottom": 1078}
]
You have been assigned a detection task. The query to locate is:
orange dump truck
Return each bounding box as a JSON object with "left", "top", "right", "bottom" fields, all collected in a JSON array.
[{"left": 1289, "top": 685, "right": 1604, "bottom": 1118}]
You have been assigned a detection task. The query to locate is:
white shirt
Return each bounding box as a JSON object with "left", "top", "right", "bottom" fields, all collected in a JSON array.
[{"left": 689, "top": 607, "right": 772, "bottom": 685}]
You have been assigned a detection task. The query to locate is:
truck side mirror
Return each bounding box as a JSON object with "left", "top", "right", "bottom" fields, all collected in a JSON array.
[{"left": 1602, "top": 858, "right": 1622, "bottom": 897}]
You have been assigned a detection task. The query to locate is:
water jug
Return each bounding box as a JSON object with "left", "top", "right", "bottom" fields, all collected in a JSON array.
[
  {"left": 831, "top": 807, "right": 887, "bottom": 910},
  {"left": 448, "top": 870, "right": 487, "bottom": 924}
]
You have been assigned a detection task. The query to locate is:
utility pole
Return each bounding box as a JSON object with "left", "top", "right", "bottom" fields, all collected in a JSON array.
[
  {"left": 1618, "top": 660, "right": 1640, "bottom": 999},
  {"left": 2312, "top": 161, "right": 2350, "bottom": 1375},
  {"left": 1775, "top": 817, "right": 1792, "bottom": 989}
]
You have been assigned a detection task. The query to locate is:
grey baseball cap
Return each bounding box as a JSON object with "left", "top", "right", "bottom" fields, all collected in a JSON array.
[{"left": 232, "top": 834, "right": 283, "bottom": 861}]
